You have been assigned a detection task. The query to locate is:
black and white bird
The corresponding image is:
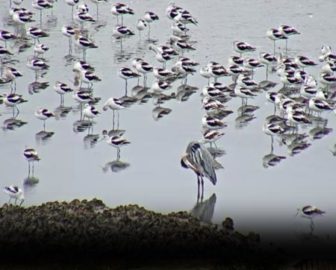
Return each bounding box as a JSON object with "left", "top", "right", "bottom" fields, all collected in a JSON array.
[
  {"left": 24, "top": 147, "right": 40, "bottom": 176},
  {"left": 112, "top": 25, "right": 135, "bottom": 39},
  {"left": 119, "top": 67, "right": 140, "bottom": 93},
  {"left": 34, "top": 108, "right": 55, "bottom": 131},
  {"left": 0, "top": 30, "right": 17, "bottom": 48},
  {"left": 27, "top": 27, "right": 49, "bottom": 43},
  {"left": 83, "top": 104, "right": 99, "bottom": 122},
  {"left": 54, "top": 81, "right": 73, "bottom": 104},
  {"left": 297, "top": 205, "right": 325, "bottom": 219},
  {"left": 143, "top": 11, "right": 159, "bottom": 40},
  {"left": 3, "top": 186, "right": 24, "bottom": 205},
  {"left": 111, "top": 3, "right": 134, "bottom": 25},
  {"left": 233, "top": 41, "right": 256, "bottom": 56}
]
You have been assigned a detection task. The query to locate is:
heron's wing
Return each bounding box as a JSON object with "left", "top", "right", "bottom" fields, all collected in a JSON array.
[{"left": 188, "top": 142, "right": 217, "bottom": 185}]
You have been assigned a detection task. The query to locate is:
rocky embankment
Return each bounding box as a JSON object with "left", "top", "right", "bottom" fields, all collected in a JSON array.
[{"left": 0, "top": 199, "right": 283, "bottom": 265}]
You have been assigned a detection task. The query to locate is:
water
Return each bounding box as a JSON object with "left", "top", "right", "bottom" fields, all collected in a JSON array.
[{"left": 1, "top": 0, "right": 336, "bottom": 246}]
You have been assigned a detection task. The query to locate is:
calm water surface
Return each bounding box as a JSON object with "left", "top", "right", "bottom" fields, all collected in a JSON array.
[{"left": 0, "top": 0, "right": 336, "bottom": 244}]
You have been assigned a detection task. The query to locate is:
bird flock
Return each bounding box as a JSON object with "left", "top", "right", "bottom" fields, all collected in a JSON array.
[{"left": 0, "top": 1, "right": 331, "bottom": 230}]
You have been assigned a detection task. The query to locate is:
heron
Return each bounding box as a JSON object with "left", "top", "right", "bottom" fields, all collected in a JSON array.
[{"left": 181, "top": 141, "right": 222, "bottom": 200}]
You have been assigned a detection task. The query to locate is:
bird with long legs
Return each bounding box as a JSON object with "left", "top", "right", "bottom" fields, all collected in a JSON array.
[
  {"left": 32, "top": 0, "right": 53, "bottom": 27},
  {"left": 118, "top": 67, "right": 140, "bottom": 96},
  {"left": 34, "top": 108, "right": 55, "bottom": 131},
  {"left": 74, "top": 30, "right": 98, "bottom": 61},
  {"left": 278, "top": 25, "right": 300, "bottom": 56},
  {"left": 54, "top": 81, "right": 73, "bottom": 105},
  {"left": 266, "top": 28, "right": 287, "bottom": 55},
  {"left": 24, "top": 147, "right": 40, "bottom": 177},
  {"left": 181, "top": 141, "right": 221, "bottom": 200},
  {"left": 0, "top": 30, "right": 17, "bottom": 49},
  {"left": 296, "top": 205, "right": 325, "bottom": 234},
  {"left": 103, "top": 97, "right": 126, "bottom": 130},
  {"left": 111, "top": 3, "right": 134, "bottom": 26},
  {"left": 143, "top": 11, "right": 159, "bottom": 41},
  {"left": 3, "top": 186, "right": 24, "bottom": 205}
]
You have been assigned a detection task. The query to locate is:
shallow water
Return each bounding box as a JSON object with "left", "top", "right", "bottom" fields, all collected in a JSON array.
[{"left": 0, "top": 0, "right": 336, "bottom": 245}]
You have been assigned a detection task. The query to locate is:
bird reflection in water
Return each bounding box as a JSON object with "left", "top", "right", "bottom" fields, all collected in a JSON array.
[
  {"left": 175, "top": 84, "right": 198, "bottom": 102},
  {"left": 308, "top": 118, "right": 332, "bottom": 141},
  {"left": 2, "top": 116, "right": 27, "bottom": 131},
  {"left": 262, "top": 135, "right": 286, "bottom": 168},
  {"left": 35, "top": 130, "right": 54, "bottom": 145},
  {"left": 190, "top": 193, "right": 216, "bottom": 224},
  {"left": 152, "top": 106, "right": 172, "bottom": 121},
  {"left": 131, "top": 85, "right": 152, "bottom": 105},
  {"left": 53, "top": 105, "right": 72, "bottom": 120},
  {"left": 28, "top": 80, "right": 49, "bottom": 95},
  {"left": 150, "top": 87, "right": 174, "bottom": 121},
  {"left": 73, "top": 119, "right": 92, "bottom": 133},
  {"left": 102, "top": 147, "right": 130, "bottom": 173},
  {"left": 235, "top": 104, "right": 258, "bottom": 129}
]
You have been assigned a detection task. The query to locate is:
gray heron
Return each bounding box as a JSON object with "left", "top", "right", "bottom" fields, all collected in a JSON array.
[{"left": 181, "top": 141, "right": 221, "bottom": 200}]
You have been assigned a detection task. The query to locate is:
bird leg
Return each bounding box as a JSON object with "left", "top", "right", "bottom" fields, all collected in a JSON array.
[
  {"left": 117, "top": 111, "right": 120, "bottom": 130},
  {"left": 96, "top": 3, "right": 99, "bottom": 21},
  {"left": 124, "top": 79, "right": 128, "bottom": 96},
  {"left": 112, "top": 110, "right": 115, "bottom": 130},
  {"left": 197, "top": 176, "right": 200, "bottom": 201},
  {"left": 201, "top": 178, "right": 204, "bottom": 201},
  {"left": 43, "top": 120, "right": 46, "bottom": 131},
  {"left": 273, "top": 40, "right": 275, "bottom": 55},
  {"left": 266, "top": 65, "right": 269, "bottom": 81},
  {"left": 148, "top": 24, "right": 151, "bottom": 41},
  {"left": 285, "top": 39, "right": 288, "bottom": 57},
  {"left": 83, "top": 49, "right": 86, "bottom": 62},
  {"left": 40, "top": 10, "right": 43, "bottom": 28}
]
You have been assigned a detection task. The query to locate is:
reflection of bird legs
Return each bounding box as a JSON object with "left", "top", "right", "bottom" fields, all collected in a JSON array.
[
  {"left": 309, "top": 218, "right": 315, "bottom": 235},
  {"left": 124, "top": 79, "right": 128, "bottom": 96},
  {"left": 270, "top": 135, "right": 274, "bottom": 153},
  {"left": 116, "top": 147, "right": 120, "bottom": 160}
]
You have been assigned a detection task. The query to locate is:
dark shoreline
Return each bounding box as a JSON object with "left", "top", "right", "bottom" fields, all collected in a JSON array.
[{"left": 0, "top": 199, "right": 335, "bottom": 268}]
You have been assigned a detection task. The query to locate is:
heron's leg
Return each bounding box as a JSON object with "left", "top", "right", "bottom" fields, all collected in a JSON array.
[
  {"left": 197, "top": 176, "right": 200, "bottom": 201},
  {"left": 201, "top": 178, "right": 204, "bottom": 201}
]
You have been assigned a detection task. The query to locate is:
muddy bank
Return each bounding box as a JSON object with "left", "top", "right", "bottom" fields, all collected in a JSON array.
[{"left": 0, "top": 199, "right": 286, "bottom": 266}]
